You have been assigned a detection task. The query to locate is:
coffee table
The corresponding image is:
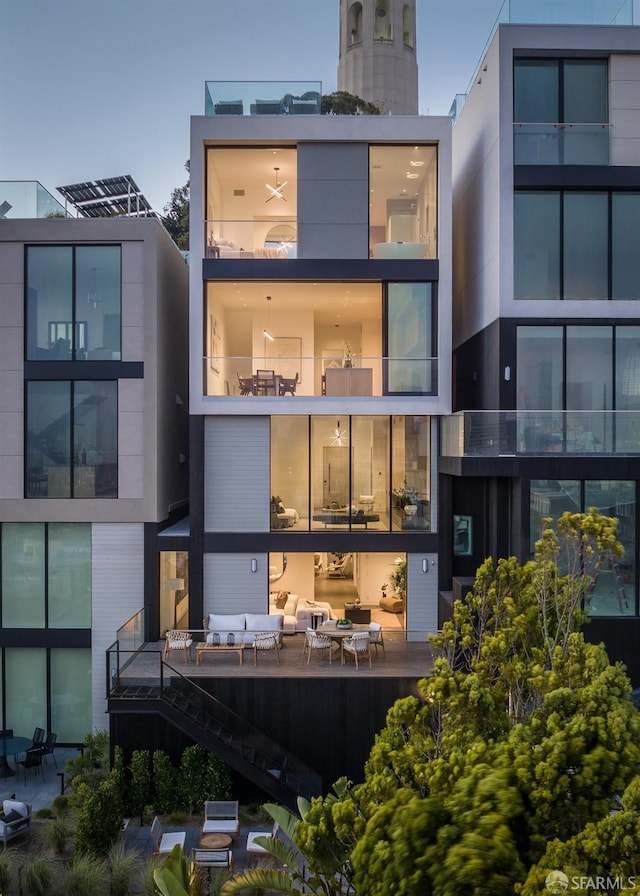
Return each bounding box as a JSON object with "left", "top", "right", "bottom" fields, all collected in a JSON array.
[
  {"left": 196, "top": 643, "right": 244, "bottom": 666},
  {"left": 200, "top": 832, "right": 233, "bottom": 849}
]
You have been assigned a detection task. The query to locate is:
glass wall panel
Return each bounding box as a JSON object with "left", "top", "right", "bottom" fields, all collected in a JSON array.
[
  {"left": 27, "top": 381, "right": 71, "bottom": 497},
  {"left": 514, "top": 193, "right": 560, "bottom": 299},
  {"left": 73, "top": 380, "right": 118, "bottom": 497},
  {"left": 311, "top": 416, "right": 351, "bottom": 528},
  {"left": 2, "top": 524, "right": 45, "bottom": 627},
  {"left": 616, "top": 327, "right": 640, "bottom": 450},
  {"left": 564, "top": 193, "right": 608, "bottom": 300},
  {"left": 350, "top": 416, "right": 390, "bottom": 529},
  {"left": 387, "top": 282, "right": 435, "bottom": 394},
  {"left": 271, "top": 416, "right": 309, "bottom": 530},
  {"left": 564, "top": 61, "right": 608, "bottom": 123},
  {"left": 159, "top": 551, "right": 189, "bottom": 632},
  {"left": 530, "top": 479, "right": 580, "bottom": 551},
  {"left": 48, "top": 523, "right": 91, "bottom": 628},
  {"left": 567, "top": 326, "right": 612, "bottom": 450},
  {"left": 612, "top": 194, "right": 640, "bottom": 300},
  {"left": 26, "top": 246, "right": 73, "bottom": 360},
  {"left": 369, "top": 145, "right": 438, "bottom": 259},
  {"left": 516, "top": 327, "right": 563, "bottom": 410},
  {"left": 514, "top": 61, "right": 559, "bottom": 122},
  {"left": 75, "top": 246, "right": 121, "bottom": 359},
  {"left": 50, "top": 648, "right": 92, "bottom": 740},
  {"left": 585, "top": 481, "right": 635, "bottom": 616},
  {"left": 391, "top": 416, "right": 430, "bottom": 531},
  {"left": 5, "top": 647, "right": 46, "bottom": 735}
]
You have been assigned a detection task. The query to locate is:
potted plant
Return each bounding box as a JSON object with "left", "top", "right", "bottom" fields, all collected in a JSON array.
[
  {"left": 389, "top": 559, "right": 407, "bottom": 598},
  {"left": 343, "top": 341, "right": 353, "bottom": 368},
  {"left": 336, "top": 618, "right": 352, "bottom": 629}
]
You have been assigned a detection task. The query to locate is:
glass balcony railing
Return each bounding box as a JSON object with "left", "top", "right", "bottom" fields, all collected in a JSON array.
[
  {"left": 441, "top": 411, "right": 640, "bottom": 458},
  {"left": 205, "top": 81, "right": 322, "bottom": 117},
  {"left": 204, "top": 219, "right": 298, "bottom": 260},
  {"left": 0, "top": 181, "right": 69, "bottom": 219},
  {"left": 514, "top": 123, "right": 610, "bottom": 165},
  {"left": 203, "top": 356, "right": 439, "bottom": 398}
]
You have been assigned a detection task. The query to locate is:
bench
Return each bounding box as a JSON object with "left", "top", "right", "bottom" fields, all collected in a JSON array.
[{"left": 202, "top": 800, "right": 239, "bottom": 838}]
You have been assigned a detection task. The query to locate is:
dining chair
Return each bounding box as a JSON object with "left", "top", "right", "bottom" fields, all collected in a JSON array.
[
  {"left": 256, "top": 369, "right": 276, "bottom": 395},
  {"left": 237, "top": 372, "right": 255, "bottom": 396},
  {"left": 342, "top": 632, "right": 372, "bottom": 670},
  {"left": 252, "top": 632, "right": 280, "bottom": 666},
  {"left": 279, "top": 372, "right": 299, "bottom": 396},
  {"left": 368, "top": 622, "right": 386, "bottom": 657},
  {"left": 163, "top": 630, "right": 193, "bottom": 665},
  {"left": 302, "top": 628, "right": 332, "bottom": 664},
  {"left": 31, "top": 727, "right": 45, "bottom": 748},
  {"left": 19, "top": 748, "right": 45, "bottom": 785}
]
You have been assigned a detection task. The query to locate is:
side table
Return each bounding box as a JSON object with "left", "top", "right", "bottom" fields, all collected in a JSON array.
[{"left": 200, "top": 832, "right": 233, "bottom": 849}]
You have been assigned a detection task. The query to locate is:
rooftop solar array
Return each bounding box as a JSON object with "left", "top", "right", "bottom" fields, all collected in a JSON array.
[{"left": 56, "top": 175, "right": 156, "bottom": 218}]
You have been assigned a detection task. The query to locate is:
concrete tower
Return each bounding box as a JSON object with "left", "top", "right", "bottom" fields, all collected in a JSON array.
[{"left": 337, "top": 0, "right": 418, "bottom": 114}]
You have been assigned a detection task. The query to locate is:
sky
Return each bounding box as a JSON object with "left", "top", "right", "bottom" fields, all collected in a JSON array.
[{"left": 0, "top": 0, "right": 513, "bottom": 213}]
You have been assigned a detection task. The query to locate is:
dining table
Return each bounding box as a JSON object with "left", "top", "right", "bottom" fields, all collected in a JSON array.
[
  {"left": 0, "top": 735, "right": 33, "bottom": 778},
  {"left": 318, "top": 622, "right": 370, "bottom": 664}
]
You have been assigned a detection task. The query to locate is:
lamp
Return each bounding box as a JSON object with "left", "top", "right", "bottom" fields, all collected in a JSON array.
[
  {"left": 87, "top": 267, "right": 101, "bottom": 308},
  {"left": 331, "top": 419, "right": 345, "bottom": 445},
  {"left": 265, "top": 167, "right": 287, "bottom": 203},
  {"left": 263, "top": 295, "right": 275, "bottom": 342},
  {"left": 622, "top": 343, "right": 640, "bottom": 397},
  {"left": 251, "top": 558, "right": 257, "bottom": 573}
]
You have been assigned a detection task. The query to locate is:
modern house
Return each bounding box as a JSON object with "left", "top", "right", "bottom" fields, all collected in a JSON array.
[
  {"left": 0, "top": 185, "right": 189, "bottom": 743},
  {"left": 443, "top": 2, "right": 640, "bottom": 679}
]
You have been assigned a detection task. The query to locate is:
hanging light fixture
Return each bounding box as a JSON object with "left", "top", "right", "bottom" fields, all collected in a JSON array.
[
  {"left": 87, "top": 267, "right": 101, "bottom": 308},
  {"left": 263, "top": 295, "right": 275, "bottom": 341},
  {"left": 331, "top": 419, "right": 345, "bottom": 445},
  {"left": 265, "top": 167, "right": 287, "bottom": 203}
]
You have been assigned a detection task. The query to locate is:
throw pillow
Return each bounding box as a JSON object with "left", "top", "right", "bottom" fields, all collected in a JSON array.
[
  {"left": 1, "top": 811, "right": 22, "bottom": 824},
  {"left": 275, "top": 593, "right": 287, "bottom": 610},
  {"left": 277, "top": 502, "right": 285, "bottom": 514}
]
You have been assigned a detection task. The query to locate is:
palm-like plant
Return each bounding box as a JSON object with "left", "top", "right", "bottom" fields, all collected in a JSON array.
[
  {"left": 221, "top": 788, "right": 354, "bottom": 896},
  {"left": 153, "top": 844, "right": 205, "bottom": 896}
]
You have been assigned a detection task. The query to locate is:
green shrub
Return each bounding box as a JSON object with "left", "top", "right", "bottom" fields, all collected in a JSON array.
[
  {"left": 64, "top": 852, "right": 107, "bottom": 896},
  {"left": 180, "top": 744, "right": 227, "bottom": 814},
  {"left": 64, "top": 729, "right": 110, "bottom": 782},
  {"left": 141, "top": 854, "right": 165, "bottom": 896},
  {"left": 108, "top": 841, "right": 142, "bottom": 896},
  {"left": 75, "top": 773, "right": 124, "bottom": 856},
  {"left": 51, "top": 794, "right": 71, "bottom": 816},
  {"left": 35, "top": 806, "right": 53, "bottom": 819},
  {"left": 205, "top": 751, "right": 232, "bottom": 801},
  {"left": 42, "top": 815, "right": 75, "bottom": 855},
  {"left": 129, "top": 749, "right": 152, "bottom": 825},
  {"left": 153, "top": 749, "right": 178, "bottom": 814},
  {"left": 167, "top": 810, "right": 188, "bottom": 825},
  {"left": 22, "top": 852, "right": 57, "bottom": 896},
  {"left": 111, "top": 745, "right": 128, "bottom": 810},
  {"left": 0, "top": 851, "right": 13, "bottom": 893}
]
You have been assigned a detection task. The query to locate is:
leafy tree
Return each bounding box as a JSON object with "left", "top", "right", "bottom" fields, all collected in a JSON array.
[
  {"left": 321, "top": 91, "right": 381, "bottom": 115},
  {"left": 129, "top": 749, "right": 153, "bottom": 825},
  {"left": 153, "top": 749, "right": 179, "bottom": 815},
  {"left": 74, "top": 773, "right": 125, "bottom": 856},
  {"left": 162, "top": 161, "right": 190, "bottom": 250},
  {"left": 292, "top": 512, "right": 640, "bottom": 894}
]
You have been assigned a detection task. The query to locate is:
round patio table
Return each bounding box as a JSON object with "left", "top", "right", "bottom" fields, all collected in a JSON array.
[{"left": 0, "top": 735, "right": 33, "bottom": 778}]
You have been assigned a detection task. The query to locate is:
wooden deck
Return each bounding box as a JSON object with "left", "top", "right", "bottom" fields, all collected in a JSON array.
[{"left": 118, "top": 632, "right": 436, "bottom": 683}]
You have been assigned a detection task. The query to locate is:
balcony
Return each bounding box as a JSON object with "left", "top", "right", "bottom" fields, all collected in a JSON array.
[
  {"left": 205, "top": 81, "right": 321, "bottom": 117},
  {"left": 203, "top": 355, "right": 438, "bottom": 398},
  {"left": 0, "top": 181, "right": 69, "bottom": 219},
  {"left": 514, "top": 123, "right": 610, "bottom": 166},
  {"left": 441, "top": 411, "right": 640, "bottom": 458}
]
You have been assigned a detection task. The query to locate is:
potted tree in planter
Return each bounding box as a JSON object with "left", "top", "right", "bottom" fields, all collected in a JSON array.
[{"left": 389, "top": 559, "right": 407, "bottom": 599}]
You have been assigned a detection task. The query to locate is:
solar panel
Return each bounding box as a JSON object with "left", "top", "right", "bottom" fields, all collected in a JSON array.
[{"left": 56, "top": 174, "right": 157, "bottom": 218}]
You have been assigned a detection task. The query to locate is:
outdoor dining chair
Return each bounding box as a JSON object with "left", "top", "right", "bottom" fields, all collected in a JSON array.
[
  {"left": 302, "top": 628, "right": 332, "bottom": 664},
  {"left": 163, "top": 630, "right": 193, "bottom": 665},
  {"left": 41, "top": 732, "right": 57, "bottom": 767},
  {"left": 252, "top": 632, "right": 280, "bottom": 666},
  {"left": 342, "top": 632, "right": 372, "bottom": 670}
]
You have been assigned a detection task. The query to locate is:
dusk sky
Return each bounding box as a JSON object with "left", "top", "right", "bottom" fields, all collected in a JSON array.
[{"left": 2, "top": 0, "right": 629, "bottom": 214}]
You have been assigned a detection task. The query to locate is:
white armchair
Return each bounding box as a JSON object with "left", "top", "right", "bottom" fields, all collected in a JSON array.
[{"left": 163, "top": 630, "right": 193, "bottom": 665}]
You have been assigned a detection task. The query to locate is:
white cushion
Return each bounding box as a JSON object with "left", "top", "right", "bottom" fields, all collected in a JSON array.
[
  {"left": 208, "top": 613, "right": 246, "bottom": 631},
  {"left": 246, "top": 613, "right": 282, "bottom": 633},
  {"left": 159, "top": 831, "right": 186, "bottom": 852},
  {"left": 203, "top": 819, "right": 239, "bottom": 834}
]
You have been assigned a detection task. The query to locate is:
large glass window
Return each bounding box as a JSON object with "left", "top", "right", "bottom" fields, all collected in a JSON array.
[
  {"left": 26, "top": 245, "right": 121, "bottom": 360},
  {"left": 1, "top": 523, "right": 91, "bottom": 629},
  {"left": 2, "top": 524, "right": 45, "bottom": 627},
  {"left": 50, "top": 648, "right": 92, "bottom": 741},
  {"left": 514, "top": 59, "right": 608, "bottom": 164},
  {"left": 516, "top": 326, "right": 563, "bottom": 410},
  {"left": 515, "top": 191, "right": 640, "bottom": 301},
  {"left": 5, "top": 648, "right": 46, "bottom": 735},
  {"left": 386, "top": 282, "right": 436, "bottom": 394},
  {"left": 612, "top": 194, "right": 640, "bottom": 300},
  {"left": 272, "top": 416, "right": 430, "bottom": 531},
  {"left": 48, "top": 524, "right": 91, "bottom": 628},
  {"left": 369, "top": 145, "right": 438, "bottom": 259},
  {"left": 26, "top": 380, "right": 117, "bottom": 498},
  {"left": 530, "top": 479, "right": 635, "bottom": 617},
  {"left": 514, "top": 193, "right": 560, "bottom": 299}
]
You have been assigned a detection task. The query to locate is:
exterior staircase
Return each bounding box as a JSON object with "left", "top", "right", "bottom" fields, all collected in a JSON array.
[{"left": 107, "top": 649, "right": 322, "bottom": 810}]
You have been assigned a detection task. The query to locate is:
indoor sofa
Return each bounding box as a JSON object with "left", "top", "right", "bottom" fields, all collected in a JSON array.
[
  {"left": 269, "top": 593, "right": 336, "bottom": 632},
  {"left": 204, "top": 613, "right": 284, "bottom": 646}
]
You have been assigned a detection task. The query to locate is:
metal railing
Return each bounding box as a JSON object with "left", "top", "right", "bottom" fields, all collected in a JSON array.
[
  {"left": 514, "top": 122, "right": 610, "bottom": 165},
  {"left": 441, "top": 410, "right": 640, "bottom": 458}
]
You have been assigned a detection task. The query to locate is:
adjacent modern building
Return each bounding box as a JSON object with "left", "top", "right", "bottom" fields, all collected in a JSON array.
[
  {"left": 443, "top": 6, "right": 640, "bottom": 679},
  {"left": 0, "top": 200, "right": 189, "bottom": 741}
]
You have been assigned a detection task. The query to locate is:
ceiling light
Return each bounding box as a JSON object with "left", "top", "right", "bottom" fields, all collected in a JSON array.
[
  {"left": 263, "top": 329, "right": 275, "bottom": 341},
  {"left": 331, "top": 419, "right": 345, "bottom": 446},
  {"left": 87, "top": 267, "right": 101, "bottom": 308},
  {"left": 410, "top": 160, "right": 424, "bottom": 167},
  {"left": 265, "top": 167, "right": 287, "bottom": 203},
  {"left": 406, "top": 172, "right": 419, "bottom": 179},
  {"left": 263, "top": 294, "right": 275, "bottom": 341}
]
